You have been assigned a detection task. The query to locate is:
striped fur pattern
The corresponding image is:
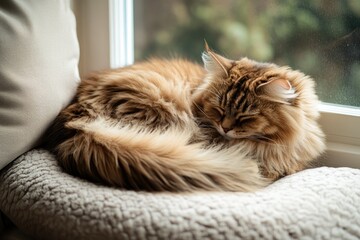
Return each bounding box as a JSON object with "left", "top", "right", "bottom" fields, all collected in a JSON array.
[{"left": 44, "top": 48, "right": 325, "bottom": 192}]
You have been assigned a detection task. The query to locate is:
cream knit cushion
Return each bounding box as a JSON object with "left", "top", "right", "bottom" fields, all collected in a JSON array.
[
  {"left": 1, "top": 149, "right": 360, "bottom": 239},
  {"left": 0, "top": 0, "right": 80, "bottom": 169}
]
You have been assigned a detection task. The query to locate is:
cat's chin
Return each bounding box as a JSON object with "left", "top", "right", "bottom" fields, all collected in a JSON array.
[
  {"left": 218, "top": 130, "right": 265, "bottom": 142},
  {"left": 220, "top": 134, "right": 233, "bottom": 140},
  {"left": 217, "top": 130, "right": 249, "bottom": 141}
]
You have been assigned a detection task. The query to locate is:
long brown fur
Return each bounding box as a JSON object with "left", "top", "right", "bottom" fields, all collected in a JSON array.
[{"left": 43, "top": 46, "right": 325, "bottom": 192}]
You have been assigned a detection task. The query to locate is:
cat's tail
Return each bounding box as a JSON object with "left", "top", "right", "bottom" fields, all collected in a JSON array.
[{"left": 55, "top": 117, "right": 269, "bottom": 192}]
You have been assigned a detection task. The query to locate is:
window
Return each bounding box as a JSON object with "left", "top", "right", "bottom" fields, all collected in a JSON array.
[
  {"left": 74, "top": 0, "right": 360, "bottom": 168},
  {"left": 134, "top": 0, "right": 360, "bottom": 108}
]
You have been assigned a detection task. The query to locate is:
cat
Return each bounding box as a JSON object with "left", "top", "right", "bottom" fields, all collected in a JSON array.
[{"left": 43, "top": 43, "right": 325, "bottom": 192}]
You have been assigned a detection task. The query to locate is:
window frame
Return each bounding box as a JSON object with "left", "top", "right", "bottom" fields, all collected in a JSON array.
[
  {"left": 109, "top": 0, "right": 134, "bottom": 68},
  {"left": 74, "top": 0, "right": 360, "bottom": 168}
]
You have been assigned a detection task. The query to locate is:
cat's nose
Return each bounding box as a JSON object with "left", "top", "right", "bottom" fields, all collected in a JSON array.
[{"left": 221, "top": 118, "right": 232, "bottom": 134}]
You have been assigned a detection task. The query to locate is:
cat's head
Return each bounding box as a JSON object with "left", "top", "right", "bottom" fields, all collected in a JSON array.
[{"left": 193, "top": 43, "right": 322, "bottom": 145}]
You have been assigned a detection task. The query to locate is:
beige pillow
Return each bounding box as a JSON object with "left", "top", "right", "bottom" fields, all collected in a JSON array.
[{"left": 0, "top": 0, "right": 80, "bottom": 170}]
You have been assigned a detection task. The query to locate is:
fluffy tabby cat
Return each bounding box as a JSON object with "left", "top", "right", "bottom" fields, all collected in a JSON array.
[{"left": 44, "top": 44, "right": 325, "bottom": 192}]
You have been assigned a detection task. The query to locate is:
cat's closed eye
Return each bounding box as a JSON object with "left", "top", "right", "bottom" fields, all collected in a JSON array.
[
  {"left": 235, "top": 111, "right": 258, "bottom": 124},
  {"left": 208, "top": 107, "right": 224, "bottom": 122},
  {"left": 236, "top": 116, "right": 254, "bottom": 126}
]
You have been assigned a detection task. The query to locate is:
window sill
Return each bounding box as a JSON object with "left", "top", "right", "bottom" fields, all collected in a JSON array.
[
  {"left": 320, "top": 142, "right": 360, "bottom": 169},
  {"left": 318, "top": 103, "right": 360, "bottom": 169}
]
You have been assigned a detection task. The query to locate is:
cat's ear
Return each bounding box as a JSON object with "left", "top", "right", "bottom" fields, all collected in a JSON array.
[
  {"left": 202, "top": 41, "right": 232, "bottom": 77},
  {"left": 257, "top": 79, "right": 297, "bottom": 104}
]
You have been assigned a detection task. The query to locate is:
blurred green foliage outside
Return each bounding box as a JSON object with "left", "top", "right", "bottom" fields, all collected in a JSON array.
[{"left": 134, "top": 0, "right": 360, "bottom": 107}]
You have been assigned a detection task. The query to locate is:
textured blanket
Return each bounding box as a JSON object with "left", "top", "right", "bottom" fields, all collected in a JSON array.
[{"left": 0, "top": 149, "right": 359, "bottom": 240}]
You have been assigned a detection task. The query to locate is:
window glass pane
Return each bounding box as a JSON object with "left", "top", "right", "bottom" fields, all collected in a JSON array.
[{"left": 134, "top": 0, "right": 360, "bottom": 107}]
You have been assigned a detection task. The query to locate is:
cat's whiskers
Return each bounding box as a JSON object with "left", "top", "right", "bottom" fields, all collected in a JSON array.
[
  {"left": 209, "top": 85, "right": 222, "bottom": 96},
  {"left": 194, "top": 87, "right": 221, "bottom": 99},
  {"left": 193, "top": 102, "right": 212, "bottom": 120},
  {"left": 248, "top": 134, "right": 286, "bottom": 147}
]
